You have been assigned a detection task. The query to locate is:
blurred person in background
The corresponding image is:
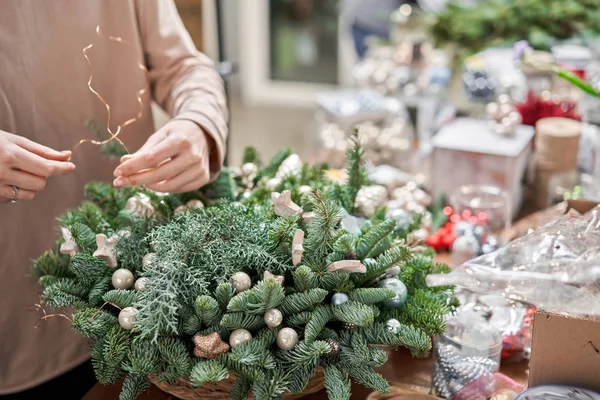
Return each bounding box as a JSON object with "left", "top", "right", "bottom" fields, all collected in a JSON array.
[
  {"left": 0, "top": 1, "right": 227, "bottom": 399},
  {"left": 343, "top": 0, "right": 416, "bottom": 59}
]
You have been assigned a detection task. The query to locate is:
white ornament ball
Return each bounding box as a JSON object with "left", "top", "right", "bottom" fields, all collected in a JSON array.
[
  {"left": 386, "top": 318, "right": 401, "bottom": 334},
  {"left": 241, "top": 162, "right": 258, "bottom": 177},
  {"left": 134, "top": 277, "right": 150, "bottom": 292},
  {"left": 386, "top": 208, "right": 412, "bottom": 231},
  {"left": 230, "top": 272, "right": 252, "bottom": 293},
  {"left": 385, "top": 265, "right": 401, "bottom": 277},
  {"left": 276, "top": 327, "right": 299, "bottom": 350},
  {"left": 331, "top": 293, "right": 349, "bottom": 306},
  {"left": 409, "top": 228, "right": 429, "bottom": 242},
  {"left": 379, "top": 278, "right": 408, "bottom": 308},
  {"left": 142, "top": 253, "right": 156, "bottom": 270},
  {"left": 112, "top": 268, "right": 134, "bottom": 290},
  {"left": 266, "top": 178, "right": 281, "bottom": 191},
  {"left": 264, "top": 308, "right": 283, "bottom": 328},
  {"left": 229, "top": 328, "right": 252, "bottom": 348},
  {"left": 298, "top": 185, "right": 312, "bottom": 195},
  {"left": 118, "top": 307, "right": 138, "bottom": 330}
]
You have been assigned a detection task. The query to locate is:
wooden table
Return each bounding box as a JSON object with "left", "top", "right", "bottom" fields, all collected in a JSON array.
[{"left": 84, "top": 348, "right": 528, "bottom": 400}]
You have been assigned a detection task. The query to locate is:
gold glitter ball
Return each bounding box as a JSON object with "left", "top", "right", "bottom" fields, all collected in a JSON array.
[{"left": 192, "top": 332, "right": 230, "bottom": 359}]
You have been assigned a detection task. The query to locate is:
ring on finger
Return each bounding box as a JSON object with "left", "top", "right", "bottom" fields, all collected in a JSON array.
[{"left": 9, "top": 186, "right": 19, "bottom": 203}]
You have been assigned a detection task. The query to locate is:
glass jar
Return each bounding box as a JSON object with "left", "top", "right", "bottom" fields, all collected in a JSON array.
[{"left": 450, "top": 184, "right": 511, "bottom": 234}]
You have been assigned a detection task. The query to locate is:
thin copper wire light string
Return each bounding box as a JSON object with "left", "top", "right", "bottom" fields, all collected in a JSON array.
[{"left": 70, "top": 25, "right": 149, "bottom": 159}]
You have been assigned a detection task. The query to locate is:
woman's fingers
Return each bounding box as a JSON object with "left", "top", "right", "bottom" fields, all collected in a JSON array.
[
  {"left": 113, "top": 155, "right": 190, "bottom": 187},
  {"left": 1, "top": 169, "right": 48, "bottom": 191},
  {"left": 11, "top": 145, "right": 76, "bottom": 177},
  {"left": 114, "top": 134, "right": 187, "bottom": 177},
  {"left": 0, "top": 184, "right": 36, "bottom": 202},
  {"left": 15, "top": 135, "right": 72, "bottom": 161},
  {"left": 147, "top": 166, "right": 207, "bottom": 194}
]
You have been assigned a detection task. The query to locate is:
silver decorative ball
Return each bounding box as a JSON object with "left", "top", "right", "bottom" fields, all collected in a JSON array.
[
  {"left": 230, "top": 272, "right": 252, "bottom": 293},
  {"left": 331, "top": 293, "right": 349, "bottom": 307},
  {"left": 265, "top": 178, "right": 281, "bottom": 191},
  {"left": 276, "top": 327, "right": 299, "bottom": 350},
  {"left": 386, "top": 208, "right": 412, "bottom": 231},
  {"left": 298, "top": 185, "right": 312, "bottom": 195},
  {"left": 118, "top": 307, "right": 138, "bottom": 330},
  {"left": 229, "top": 329, "right": 252, "bottom": 348},
  {"left": 134, "top": 277, "right": 150, "bottom": 292},
  {"left": 112, "top": 268, "right": 134, "bottom": 290},
  {"left": 379, "top": 278, "right": 408, "bottom": 308},
  {"left": 264, "top": 308, "right": 283, "bottom": 328},
  {"left": 451, "top": 235, "right": 480, "bottom": 259},
  {"left": 386, "top": 318, "right": 401, "bottom": 334},
  {"left": 385, "top": 265, "right": 401, "bottom": 277},
  {"left": 241, "top": 162, "right": 258, "bottom": 177},
  {"left": 142, "top": 253, "right": 155, "bottom": 270}
]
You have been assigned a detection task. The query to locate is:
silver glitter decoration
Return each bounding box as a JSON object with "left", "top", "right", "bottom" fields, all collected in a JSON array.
[{"left": 332, "top": 293, "right": 349, "bottom": 306}]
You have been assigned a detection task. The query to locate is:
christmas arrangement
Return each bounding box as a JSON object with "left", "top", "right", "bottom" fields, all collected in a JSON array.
[{"left": 32, "top": 134, "right": 456, "bottom": 400}]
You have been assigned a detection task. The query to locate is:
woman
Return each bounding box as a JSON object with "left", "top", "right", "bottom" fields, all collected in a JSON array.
[{"left": 0, "top": 1, "right": 227, "bottom": 398}]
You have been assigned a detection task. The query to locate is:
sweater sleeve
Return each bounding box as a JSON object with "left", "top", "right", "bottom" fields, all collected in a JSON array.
[{"left": 136, "top": 0, "right": 228, "bottom": 179}]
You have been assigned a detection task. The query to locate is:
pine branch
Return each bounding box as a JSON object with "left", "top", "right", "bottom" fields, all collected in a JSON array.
[
  {"left": 194, "top": 295, "right": 222, "bottom": 326},
  {"left": 220, "top": 313, "right": 265, "bottom": 331},
  {"left": 332, "top": 301, "right": 375, "bottom": 326},
  {"left": 91, "top": 338, "right": 123, "bottom": 385},
  {"left": 359, "top": 323, "right": 431, "bottom": 357},
  {"left": 355, "top": 219, "right": 396, "bottom": 260},
  {"left": 69, "top": 254, "right": 109, "bottom": 286},
  {"left": 319, "top": 272, "right": 355, "bottom": 293},
  {"left": 268, "top": 215, "right": 299, "bottom": 250},
  {"left": 215, "top": 282, "right": 235, "bottom": 311},
  {"left": 33, "top": 251, "right": 72, "bottom": 279},
  {"left": 357, "top": 245, "right": 412, "bottom": 286},
  {"left": 262, "top": 147, "right": 292, "bottom": 178},
  {"left": 190, "top": 360, "right": 229, "bottom": 387},
  {"left": 286, "top": 311, "right": 313, "bottom": 327},
  {"left": 324, "top": 365, "right": 352, "bottom": 400},
  {"left": 304, "top": 191, "right": 344, "bottom": 260},
  {"left": 242, "top": 146, "right": 262, "bottom": 167},
  {"left": 230, "top": 375, "right": 252, "bottom": 400},
  {"left": 69, "top": 222, "right": 98, "bottom": 254},
  {"left": 292, "top": 266, "right": 318, "bottom": 292},
  {"left": 280, "top": 288, "right": 327, "bottom": 315},
  {"left": 227, "top": 278, "right": 285, "bottom": 315},
  {"left": 342, "top": 129, "right": 369, "bottom": 213},
  {"left": 383, "top": 289, "right": 449, "bottom": 336},
  {"left": 305, "top": 305, "right": 333, "bottom": 343},
  {"left": 347, "top": 288, "right": 396, "bottom": 305},
  {"left": 103, "top": 290, "right": 138, "bottom": 309},
  {"left": 103, "top": 326, "right": 131, "bottom": 377},
  {"left": 157, "top": 337, "right": 193, "bottom": 382},
  {"left": 204, "top": 170, "right": 238, "bottom": 201},
  {"left": 347, "top": 364, "right": 390, "bottom": 394},
  {"left": 230, "top": 337, "right": 275, "bottom": 368},
  {"left": 253, "top": 370, "right": 288, "bottom": 400},
  {"left": 119, "top": 374, "right": 150, "bottom": 400},
  {"left": 89, "top": 277, "right": 113, "bottom": 306}
]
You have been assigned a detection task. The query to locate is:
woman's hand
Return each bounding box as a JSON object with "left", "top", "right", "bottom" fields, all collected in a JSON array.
[
  {"left": 0, "top": 130, "right": 76, "bottom": 203},
  {"left": 113, "top": 120, "right": 211, "bottom": 193}
]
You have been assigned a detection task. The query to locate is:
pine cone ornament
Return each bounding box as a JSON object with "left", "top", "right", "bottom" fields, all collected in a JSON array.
[
  {"left": 341, "top": 322, "right": 359, "bottom": 331},
  {"left": 325, "top": 339, "right": 341, "bottom": 355},
  {"left": 432, "top": 364, "right": 453, "bottom": 399}
]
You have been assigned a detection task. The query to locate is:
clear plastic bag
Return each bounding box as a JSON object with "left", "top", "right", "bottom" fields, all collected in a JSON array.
[{"left": 427, "top": 208, "right": 600, "bottom": 316}]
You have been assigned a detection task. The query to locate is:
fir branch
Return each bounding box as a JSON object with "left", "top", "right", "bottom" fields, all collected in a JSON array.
[
  {"left": 347, "top": 288, "right": 396, "bottom": 305},
  {"left": 319, "top": 272, "right": 355, "bottom": 293},
  {"left": 369, "top": 347, "right": 388, "bottom": 367},
  {"left": 332, "top": 301, "right": 375, "bottom": 326},
  {"left": 285, "top": 365, "right": 319, "bottom": 394},
  {"left": 69, "top": 254, "right": 109, "bottom": 286},
  {"left": 119, "top": 374, "right": 150, "bottom": 400},
  {"left": 242, "top": 146, "right": 262, "bottom": 167},
  {"left": 103, "top": 290, "right": 138, "bottom": 309},
  {"left": 194, "top": 295, "right": 222, "bottom": 326},
  {"left": 347, "top": 364, "right": 390, "bottom": 394},
  {"left": 220, "top": 313, "right": 265, "bottom": 331},
  {"left": 157, "top": 337, "right": 193, "bottom": 382},
  {"left": 355, "top": 219, "right": 396, "bottom": 260},
  {"left": 324, "top": 365, "right": 352, "bottom": 400},
  {"left": 103, "top": 326, "right": 131, "bottom": 377},
  {"left": 222, "top": 356, "right": 266, "bottom": 382},
  {"left": 230, "top": 375, "right": 252, "bottom": 400},
  {"left": 359, "top": 323, "right": 431, "bottom": 357},
  {"left": 204, "top": 170, "right": 238, "bottom": 201},
  {"left": 268, "top": 215, "right": 299, "bottom": 250},
  {"left": 305, "top": 305, "right": 333, "bottom": 343},
  {"left": 68, "top": 222, "right": 98, "bottom": 254},
  {"left": 89, "top": 277, "right": 113, "bottom": 306},
  {"left": 384, "top": 289, "right": 449, "bottom": 336},
  {"left": 227, "top": 278, "right": 285, "bottom": 315},
  {"left": 262, "top": 147, "right": 292, "bottom": 178},
  {"left": 253, "top": 369, "right": 288, "bottom": 400},
  {"left": 72, "top": 308, "right": 117, "bottom": 340},
  {"left": 342, "top": 129, "right": 369, "bottom": 213},
  {"left": 304, "top": 190, "right": 344, "bottom": 260},
  {"left": 286, "top": 311, "right": 313, "bottom": 327},
  {"left": 230, "top": 338, "right": 274, "bottom": 368},
  {"left": 91, "top": 338, "right": 123, "bottom": 385},
  {"left": 124, "top": 340, "right": 161, "bottom": 377},
  {"left": 357, "top": 245, "right": 412, "bottom": 286},
  {"left": 292, "top": 266, "right": 318, "bottom": 292},
  {"left": 33, "top": 251, "right": 72, "bottom": 279},
  {"left": 190, "top": 360, "right": 229, "bottom": 387},
  {"left": 215, "top": 282, "right": 235, "bottom": 311},
  {"left": 280, "top": 288, "right": 327, "bottom": 315}
]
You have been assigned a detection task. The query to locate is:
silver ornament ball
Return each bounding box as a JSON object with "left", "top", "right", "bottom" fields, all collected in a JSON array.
[
  {"left": 386, "top": 318, "right": 401, "bottom": 334},
  {"left": 241, "top": 162, "right": 258, "bottom": 177},
  {"left": 276, "top": 327, "right": 299, "bottom": 350},
  {"left": 142, "top": 253, "right": 155, "bottom": 270},
  {"left": 265, "top": 178, "right": 281, "bottom": 191},
  {"left": 264, "top": 308, "right": 283, "bottom": 328},
  {"left": 229, "top": 329, "right": 252, "bottom": 348},
  {"left": 134, "top": 277, "right": 150, "bottom": 292},
  {"left": 298, "top": 185, "right": 312, "bottom": 195},
  {"left": 379, "top": 278, "right": 408, "bottom": 308},
  {"left": 112, "top": 268, "right": 134, "bottom": 290},
  {"left": 451, "top": 235, "right": 480, "bottom": 258},
  {"left": 118, "top": 307, "right": 138, "bottom": 330},
  {"left": 230, "top": 272, "right": 252, "bottom": 293},
  {"left": 386, "top": 208, "right": 412, "bottom": 231},
  {"left": 331, "top": 293, "right": 349, "bottom": 306}
]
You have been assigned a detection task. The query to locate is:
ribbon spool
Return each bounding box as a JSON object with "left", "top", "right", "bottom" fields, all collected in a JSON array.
[{"left": 533, "top": 117, "right": 581, "bottom": 208}]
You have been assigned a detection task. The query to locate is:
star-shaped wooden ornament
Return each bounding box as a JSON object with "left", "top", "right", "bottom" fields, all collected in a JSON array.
[
  {"left": 271, "top": 190, "right": 302, "bottom": 217},
  {"left": 263, "top": 271, "right": 284, "bottom": 286},
  {"left": 192, "top": 332, "right": 230, "bottom": 359},
  {"left": 59, "top": 227, "right": 78, "bottom": 256},
  {"left": 93, "top": 233, "right": 119, "bottom": 268},
  {"left": 292, "top": 229, "right": 304, "bottom": 266},
  {"left": 327, "top": 260, "right": 367, "bottom": 273}
]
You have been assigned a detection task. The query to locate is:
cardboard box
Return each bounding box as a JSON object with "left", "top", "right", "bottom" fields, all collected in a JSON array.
[
  {"left": 432, "top": 118, "right": 534, "bottom": 218},
  {"left": 529, "top": 310, "right": 600, "bottom": 391}
]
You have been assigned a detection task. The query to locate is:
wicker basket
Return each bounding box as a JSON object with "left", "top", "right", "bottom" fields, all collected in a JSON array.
[{"left": 150, "top": 368, "right": 325, "bottom": 400}]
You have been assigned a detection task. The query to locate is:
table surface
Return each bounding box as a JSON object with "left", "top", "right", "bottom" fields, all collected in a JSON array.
[{"left": 84, "top": 348, "right": 528, "bottom": 400}]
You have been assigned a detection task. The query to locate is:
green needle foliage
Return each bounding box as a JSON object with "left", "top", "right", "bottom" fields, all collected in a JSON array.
[{"left": 33, "top": 140, "right": 455, "bottom": 400}]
